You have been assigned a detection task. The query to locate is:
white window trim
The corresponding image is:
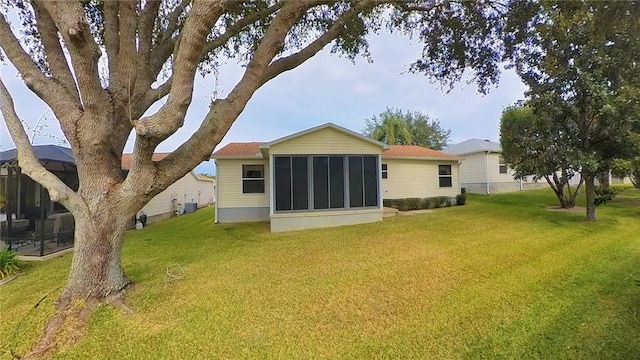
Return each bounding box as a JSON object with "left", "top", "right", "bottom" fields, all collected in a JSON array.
[
  {"left": 438, "top": 164, "right": 453, "bottom": 188},
  {"left": 242, "top": 164, "right": 265, "bottom": 194}
]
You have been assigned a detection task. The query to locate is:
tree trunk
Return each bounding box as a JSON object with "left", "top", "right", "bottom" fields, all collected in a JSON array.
[
  {"left": 584, "top": 173, "right": 598, "bottom": 221},
  {"left": 57, "top": 209, "right": 132, "bottom": 306}
]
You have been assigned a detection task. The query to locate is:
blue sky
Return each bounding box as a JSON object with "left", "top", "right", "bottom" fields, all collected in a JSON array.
[{"left": 0, "top": 32, "right": 527, "bottom": 174}]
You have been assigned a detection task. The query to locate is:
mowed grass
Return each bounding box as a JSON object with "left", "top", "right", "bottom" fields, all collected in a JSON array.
[{"left": 2, "top": 188, "right": 640, "bottom": 359}]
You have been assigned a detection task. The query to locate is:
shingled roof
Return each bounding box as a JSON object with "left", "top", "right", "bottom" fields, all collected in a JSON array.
[
  {"left": 212, "top": 142, "right": 264, "bottom": 158},
  {"left": 121, "top": 153, "right": 170, "bottom": 170},
  {"left": 383, "top": 145, "right": 459, "bottom": 159}
]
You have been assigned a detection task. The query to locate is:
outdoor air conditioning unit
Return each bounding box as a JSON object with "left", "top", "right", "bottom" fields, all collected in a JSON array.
[{"left": 184, "top": 203, "right": 198, "bottom": 213}]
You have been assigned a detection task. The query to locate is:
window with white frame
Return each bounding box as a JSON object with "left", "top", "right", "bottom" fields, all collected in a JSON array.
[
  {"left": 499, "top": 155, "right": 508, "bottom": 174},
  {"left": 381, "top": 163, "right": 388, "bottom": 179},
  {"left": 242, "top": 164, "right": 265, "bottom": 193},
  {"left": 439, "top": 165, "right": 452, "bottom": 187}
]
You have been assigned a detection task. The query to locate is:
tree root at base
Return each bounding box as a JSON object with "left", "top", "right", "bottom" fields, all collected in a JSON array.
[{"left": 19, "top": 285, "right": 133, "bottom": 360}]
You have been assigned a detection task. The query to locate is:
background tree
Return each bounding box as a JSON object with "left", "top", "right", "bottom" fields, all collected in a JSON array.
[
  {"left": 510, "top": 0, "right": 640, "bottom": 221},
  {"left": 612, "top": 152, "right": 640, "bottom": 189},
  {"left": 500, "top": 105, "right": 583, "bottom": 208},
  {"left": 363, "top": 107, "right": 451, "bottom": 149},
  {"left": 0, "top": 0, "right": 538, "bottom": 351}
]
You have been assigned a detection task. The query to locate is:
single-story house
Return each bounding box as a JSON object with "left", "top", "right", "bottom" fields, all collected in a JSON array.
[
  {"left": 212, "top": 123, "right": 461, "bottom": 232},
  {"left": 121, "top": 153, "right": 215, "bottom": 224},
  {"left": 443, "top": 138, "right": 546, "bottom": 194}
]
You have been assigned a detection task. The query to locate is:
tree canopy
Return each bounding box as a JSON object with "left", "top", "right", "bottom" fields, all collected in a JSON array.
[
  {"left": 499, "top": 105, "right": 583, "bottom": 208},
  {"left": 363, "top": 107, "right": 451, "bottom": 150},
  {"left": 509, "top": 0, "right": 640, "bottom": 221}
]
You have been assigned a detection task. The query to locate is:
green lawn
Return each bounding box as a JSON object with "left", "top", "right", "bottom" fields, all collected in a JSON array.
[{"left": 2, "top": 188, "right": 640, "bottom": 359}]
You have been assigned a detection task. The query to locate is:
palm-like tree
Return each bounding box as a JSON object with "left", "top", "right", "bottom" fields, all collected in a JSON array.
[{"left": 370, "top": 114, "right": 413, "bottom": 145}]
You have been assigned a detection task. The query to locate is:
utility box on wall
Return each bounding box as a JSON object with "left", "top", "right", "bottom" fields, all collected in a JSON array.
[{"left": 184, "top": 203, "right": 198, "bottom": 213}]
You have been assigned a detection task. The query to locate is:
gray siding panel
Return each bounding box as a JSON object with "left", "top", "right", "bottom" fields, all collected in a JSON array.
[{"left": 217, "top": 207, "right": 270, "bottom": 223}]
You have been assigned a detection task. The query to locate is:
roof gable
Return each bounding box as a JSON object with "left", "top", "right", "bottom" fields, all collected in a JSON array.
[{"left": 259, "top": 123, "right": 388, "bottom": 151}]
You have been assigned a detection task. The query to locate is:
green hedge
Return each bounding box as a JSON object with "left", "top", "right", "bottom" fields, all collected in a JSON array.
[{"left": 383, "top": 195, "right": 464, "bottom": 211}]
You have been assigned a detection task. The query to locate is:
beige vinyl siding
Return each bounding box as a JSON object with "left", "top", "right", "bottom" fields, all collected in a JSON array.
[
  {"left": 458, "top": 152, "right": 487, "bottom": 184},
  {"left": 381, "top": 158, "right": 460, "bottom": 199},
  {"left": 194, "top": 178, "right": 215, "bottom": 206},
  {"left": 217, "top": 159, "right": 269, "bottom": 209},
  {"left": 487, "top": 153, "right": 518, "bottom": 184},
  {"left": 268, "top": 127, "right": 381, "bottom": 155},
  {"left": 141, "top": 173, "right": 212, "bottom": 218}
]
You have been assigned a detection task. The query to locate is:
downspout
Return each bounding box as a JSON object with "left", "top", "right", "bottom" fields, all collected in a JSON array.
[
  {"left": 485, "top": 151, "right": 490, "bottom": 195},
  {"left": 214, "top": 159, "right": 219, "bottom": 224}
]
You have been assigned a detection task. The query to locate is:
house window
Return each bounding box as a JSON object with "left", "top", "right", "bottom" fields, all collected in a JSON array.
[
  {"left": 381, "top": 163, "right": 388, "bottom": 179},
  {"left": 439, "top": 165, "right": 452, "bottom": 188},
  {"left": 274, "top": 155, "right": 378, "bottom": 212},
  {"left": 242, "top": 164, "right": 264, "bottom": 193},
  {"left": 499, "top": 156, "right": 508, "bottom": 174}
]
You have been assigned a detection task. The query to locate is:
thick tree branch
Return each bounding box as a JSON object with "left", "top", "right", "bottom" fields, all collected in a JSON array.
[
  {"left": 142, "top": 78, "right": 172, "bottom": 110},
  {"left": 32, "top": 0, "right": 79, "bottom": 102},
  {"left": 150, "top": 1, "right": 314, "bottom": 190},
  {"left": 199, "top": 2, "right": 284, "bottom": 59},
  {"left": 150, "top": 0, "right": 193, "bottom": 77},
  {"left": 133, "top": 0, "right": 227, "bottom": 141},
  {"left": 0, "top": 14, "right": 78, "bottom": 114},
  {"left": 142, "top": 2, "right": 283, "bottom": 112},
  {"left": 104, "top": 0, "right": 120, "bottom": 79},
  {"left": 41, "top": 1, "right": 108, "bottom": 114},
  {"left": 109, "top": 1, "right": 139, "bottom": 126},
  {"left": 0, "top": 79, "right": 85, "bottom": 215},
  {"left": 138, "top": 0, "right": 162, "bottom": 61},
  {"left": 262, "top": 0, "right": 383, "bottom": 85}
]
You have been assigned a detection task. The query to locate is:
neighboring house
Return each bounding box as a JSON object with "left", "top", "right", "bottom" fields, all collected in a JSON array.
[
  {"left": 444, "top": 138, "right": 546, "bottom": 194},
  {"left": 212, "top": 123, "right": 462, "bottom": 232},
  {"left": 121, "top": 154, "right": 215, "bottom": 224}
]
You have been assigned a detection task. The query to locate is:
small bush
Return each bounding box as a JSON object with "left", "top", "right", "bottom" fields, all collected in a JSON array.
[
  {"left": 595, "top": 186, "right": 622, "bottom": 206},
  {"left": 406, "top": 198, "right": 421, "bottom": 211},
  {"left": 0, "top": 247, "right": 20, "bottom": 279},
  {"left": 456, "top": 194, "right": 467, "bottom": 205},
  {"left": 385, "top": 196, "right": 462, "bottom": 211},
  {"left": 433, "top": 196, "right": 449, "bottom": 208}
]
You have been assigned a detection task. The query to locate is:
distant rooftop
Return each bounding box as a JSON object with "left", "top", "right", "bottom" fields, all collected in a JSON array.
[{"left": 443, "top": 138, "right": 501, "bottom": 155}]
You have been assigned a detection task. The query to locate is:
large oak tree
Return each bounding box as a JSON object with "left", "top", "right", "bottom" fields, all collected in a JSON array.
[{"left": 0, "top": 0, "right": 537, "bottom": 350}]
